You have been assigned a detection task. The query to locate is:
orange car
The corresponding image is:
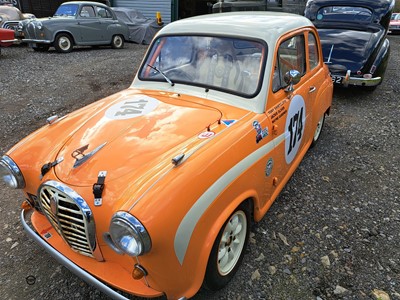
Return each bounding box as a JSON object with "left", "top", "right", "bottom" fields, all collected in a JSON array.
[{"left": 0, "top": 12, "right": 333, "bottom": 299}]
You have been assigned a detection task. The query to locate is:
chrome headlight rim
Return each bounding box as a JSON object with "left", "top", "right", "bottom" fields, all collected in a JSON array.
[
  {"left": 109, "top": 211, "right": 151, "bottom": 256},
  {"left": 0, "top": 155, "right": 25, "bottom": 189}
]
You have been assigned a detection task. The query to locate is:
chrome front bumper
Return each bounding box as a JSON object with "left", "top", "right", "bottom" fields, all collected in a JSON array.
[
  {"left": 20, "top": 209, "right": 129, "bottom": 300},
  {"left": 21, "top": 39, "right": 51, "bottom": 44},
  {"left": 0, "top": 39, "right": 18, "bottom": 43}
]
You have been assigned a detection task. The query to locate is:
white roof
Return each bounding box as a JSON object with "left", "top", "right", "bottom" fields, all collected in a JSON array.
[{"left": 158, "top": 12, "right": 313, "bottom": 45}]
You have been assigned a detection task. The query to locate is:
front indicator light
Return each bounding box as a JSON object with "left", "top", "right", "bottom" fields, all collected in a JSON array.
[
  {"left": 132, "top": 264, "right": 148, "bottom": 280},
  {"left": 0, "top": 156, "right": 25, "bottom": 189},
  {"left": 109, "top": 211, "right": 151, "bottom": 256}
]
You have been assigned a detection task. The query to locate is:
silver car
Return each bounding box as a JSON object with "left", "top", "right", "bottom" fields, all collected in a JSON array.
[{"left": 19, "top": 1, "right": 129, "bottom": 53}]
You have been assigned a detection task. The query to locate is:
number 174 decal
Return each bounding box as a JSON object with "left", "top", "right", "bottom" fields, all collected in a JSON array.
[{"left": 285, "top": 95, "right": 306, "bottom": 164}]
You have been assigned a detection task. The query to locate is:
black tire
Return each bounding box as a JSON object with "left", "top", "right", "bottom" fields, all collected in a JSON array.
[
  {"left": 203, "top": 201, "right": 250, "bottom": 291},
  {"left": 310, "top": 113, "right": 325, "bottom": 148},
  {"left": 111, "top": 35, "right": 124, "bottom": 49},
  {"left": 54, "top": 34, "right": 73, "bottom": 53},
  {"left": 32, "top": 44, "right": 49, "bottom": 52}
]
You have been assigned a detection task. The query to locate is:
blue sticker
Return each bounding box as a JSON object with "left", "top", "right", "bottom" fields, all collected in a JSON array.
[
  {"left": 222, "top": 119, "right": 236, "bottom": 126},
  {"left": 252, "top": 120, "right": 269, "bottom": 144}
]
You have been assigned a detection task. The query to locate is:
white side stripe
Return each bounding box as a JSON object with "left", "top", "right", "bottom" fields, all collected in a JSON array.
[{"left": 174, "top": 133, "right": 285, "bottom": 265}]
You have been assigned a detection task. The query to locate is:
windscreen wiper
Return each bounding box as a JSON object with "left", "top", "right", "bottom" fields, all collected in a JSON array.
[{"left": 147, "top": 64, "right": 174, "bottom": 86}]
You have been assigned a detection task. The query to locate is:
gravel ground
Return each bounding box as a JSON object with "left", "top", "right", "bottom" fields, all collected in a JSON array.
[{"left": 0, "top": 36, "right": 399, "bottom": 300}]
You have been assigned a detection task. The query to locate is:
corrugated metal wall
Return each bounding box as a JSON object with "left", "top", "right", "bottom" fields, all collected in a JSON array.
[{"left": 113, "top": 0, "right": 172, "bottom": 24}]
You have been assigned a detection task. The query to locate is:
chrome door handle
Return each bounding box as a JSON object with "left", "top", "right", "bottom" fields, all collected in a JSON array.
[{"left": 309, "top": 86, "right": 316, "bottom": 93}]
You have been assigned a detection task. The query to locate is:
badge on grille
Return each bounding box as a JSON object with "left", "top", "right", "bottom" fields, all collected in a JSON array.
[{"left": 50, "top": 195, "right": 58, "bottom": 215}]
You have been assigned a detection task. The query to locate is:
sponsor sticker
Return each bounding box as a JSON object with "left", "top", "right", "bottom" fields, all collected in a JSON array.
[
  {"left": 222, "top": 119, "right": 236, "bottom": 126},
  {"left": 252, "top": 120, "right": 269, "bottom": 143}
]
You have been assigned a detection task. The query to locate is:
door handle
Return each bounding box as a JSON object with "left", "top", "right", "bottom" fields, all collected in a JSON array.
[{"left": 309, "top": 86, "right": 316, "bottom": 93}]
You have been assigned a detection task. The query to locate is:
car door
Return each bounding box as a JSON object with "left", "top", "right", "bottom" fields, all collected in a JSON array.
[
  {"left": 95, "top": 6, "right": 115, "bottom": 41},
  {"left": 262, "top": 32, "right": 314, "bottom": 203},
  {"left": 77, "top": 5, "right": 103, "bottom": 43}
]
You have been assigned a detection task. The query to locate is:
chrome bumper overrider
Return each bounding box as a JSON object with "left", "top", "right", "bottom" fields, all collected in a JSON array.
[{"left": 20, "top": 209, "right": 129, "bottom": 300}]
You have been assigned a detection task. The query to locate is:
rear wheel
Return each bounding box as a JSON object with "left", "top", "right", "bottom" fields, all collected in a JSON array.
[
  {"left": 111, "top": 35, "right": 124, "bottom": 49},
  {"left": 311, "top": 113, "right": 325, "bottom": 148},
  {"left": 203, "top": 202, "right": 250, "bottom": 291},
  {"left": 54, "top": 34, "right": 73, "bottom": 53}
]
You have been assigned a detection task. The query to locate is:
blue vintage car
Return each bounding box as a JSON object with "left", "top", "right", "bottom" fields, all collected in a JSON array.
[
  {"left": 305, "top": 0, "right": 394, "bottom": 90},
  {"left": 18, "top": 1, "right": 129, "bottom": 53}
]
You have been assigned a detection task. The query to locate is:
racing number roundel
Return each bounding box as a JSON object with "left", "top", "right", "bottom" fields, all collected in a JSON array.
[
  {"left": 105, "top": 95, "right": 159, "bottom": 120},
  {"left": 285, "top": 95, "right": 306, "bottom": 164}
]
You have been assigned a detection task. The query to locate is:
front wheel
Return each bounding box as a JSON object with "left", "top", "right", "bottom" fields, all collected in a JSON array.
[
  {"left": 311, "top": 113, "right": 325, "bottom": 148},
  {"left": 54, "top": 34, "right": 73, "bottom": 53},
  {"left": 203, "top": 202, "right": 250, "bottom": 291},
  {"left": 111, "top": 35, "right": 124, "bottom": 49}
]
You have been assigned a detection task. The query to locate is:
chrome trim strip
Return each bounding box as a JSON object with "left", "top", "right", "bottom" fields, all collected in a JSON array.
[
  {"left": 174, "top": 133, "right": 285, "bottom": 265},
  {"left": 0, "top": 39, "right": 18, "bottom": 43},
  {"left": 20, "top": 209, "right": 129, "bottom": 300}
]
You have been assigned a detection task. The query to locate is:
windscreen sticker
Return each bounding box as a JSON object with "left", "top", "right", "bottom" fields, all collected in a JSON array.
[
  {"left": 285, "top": 95, "right": 306, "bottom": 164},
  {"left": 105, "top": 95, "right": 159, "bottom": 120}
]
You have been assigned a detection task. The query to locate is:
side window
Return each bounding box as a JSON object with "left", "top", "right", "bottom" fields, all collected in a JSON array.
[
  {"left": 80, "top": 6, "right": 95, "bottom": 18},
  {"left": 272, "top": 34, "right": 306, "bottom": 92},
  {"left": 308, "top": 32, "right": 319, "bottom": 70},
  {"left": 97, "top": 7, "right": 112, "bottom": 18}
]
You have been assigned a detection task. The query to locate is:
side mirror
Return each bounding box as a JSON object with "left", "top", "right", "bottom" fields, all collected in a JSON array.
[{"left": 284, "top": 70, "right": 301, "bottom": 92}]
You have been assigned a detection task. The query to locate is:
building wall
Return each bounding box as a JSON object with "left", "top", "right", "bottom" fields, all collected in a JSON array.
[{"left": 113, "top": 0, "right": 171, "bottom": 23}]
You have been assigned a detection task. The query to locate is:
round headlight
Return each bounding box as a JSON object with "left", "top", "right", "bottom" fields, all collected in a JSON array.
[
  {"left": 0, "top": 156, "right": 25, "bottom": 189},
  {"left": 109, "top": 211, "right": 151, "bottom": 256}
]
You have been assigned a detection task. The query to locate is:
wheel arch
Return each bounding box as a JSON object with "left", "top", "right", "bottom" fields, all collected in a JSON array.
[
  {"left": 176, "top": 191, "right": 257, "bottom": 298},
  {"left": 52, "top": 31, "right": 76, "bottom": 45}
]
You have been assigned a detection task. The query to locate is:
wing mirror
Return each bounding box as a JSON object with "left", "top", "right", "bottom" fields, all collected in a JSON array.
[{"left": 284, "top": 70, "right": 301, "bottom": 92}]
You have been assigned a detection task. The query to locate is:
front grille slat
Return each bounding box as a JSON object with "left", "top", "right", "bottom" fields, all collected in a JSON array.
[{"left": 38, "top": 182, "right": 97, "bottom": 259}]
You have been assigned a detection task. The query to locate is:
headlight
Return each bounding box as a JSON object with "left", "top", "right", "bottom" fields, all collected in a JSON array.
[
  {"left": 109, "top": 211, "right": 151, "bottom": 256},
  {"left": 0, "top": 156, "right": 25, "bottom": 189}
]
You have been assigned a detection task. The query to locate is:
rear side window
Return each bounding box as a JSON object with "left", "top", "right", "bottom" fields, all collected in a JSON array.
[{"left": 308, "top": 32, "right": 319, "bottom": 70}]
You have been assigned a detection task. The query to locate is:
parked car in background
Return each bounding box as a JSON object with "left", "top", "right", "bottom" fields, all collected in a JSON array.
[
  {"left": 0, "top": 27, "right": 17, "bottom": 54},
  {"left": 389, "top": 12, "right": 400, "bottom": 34},
  {"left": 1, "top": 11, "right": 333, "bottom": 299},
  {"left": 0, "top": 3, "right": 35, "bottom": 36},
  {"left": 305, "top": 0, "right": 394, "bottom": 90},
  {"left": 112, "top": 7, "right": 162, "bottom": 45},
  {"left": 18, "top": 1, "right": 129, "bottom": 53}
]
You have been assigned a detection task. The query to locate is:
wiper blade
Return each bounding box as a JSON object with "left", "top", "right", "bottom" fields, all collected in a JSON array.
[{"left": 147, "top": 64, "right": 174, "bottom": 86}]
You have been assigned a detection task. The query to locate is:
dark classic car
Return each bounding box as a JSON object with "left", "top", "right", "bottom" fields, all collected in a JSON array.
[
  {"left": 305, "top": 0, "right": 394, "bottom": 89},
  {"left": 18, "top": 1, "right": 129, "bottom": 53}
]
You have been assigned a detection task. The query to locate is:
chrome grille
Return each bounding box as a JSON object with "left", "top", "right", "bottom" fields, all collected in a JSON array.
[
  {"left": 38, "top": 181, "right": 102, "bottom": 260},
  {"left": 1, "top": 21, "right": 19, "bottom": 31}
]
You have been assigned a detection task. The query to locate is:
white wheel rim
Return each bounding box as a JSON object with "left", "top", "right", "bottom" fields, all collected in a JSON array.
[
  {"left": 114, "top": 36, "right": 122, "bottom": 47},
  {"left": 59, "top": 37, "right": 71, "bottom": 51},
  {"left": 217, "top": 210, "right": 247, "bottom": 276},
  {"left": 313, "top": 114, "right": 324, "bottom": 141}
]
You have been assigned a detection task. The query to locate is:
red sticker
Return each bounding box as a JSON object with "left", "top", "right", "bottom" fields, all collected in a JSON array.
[{"left": 198, "top": 131, "right": 215, "bottom": 139}]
